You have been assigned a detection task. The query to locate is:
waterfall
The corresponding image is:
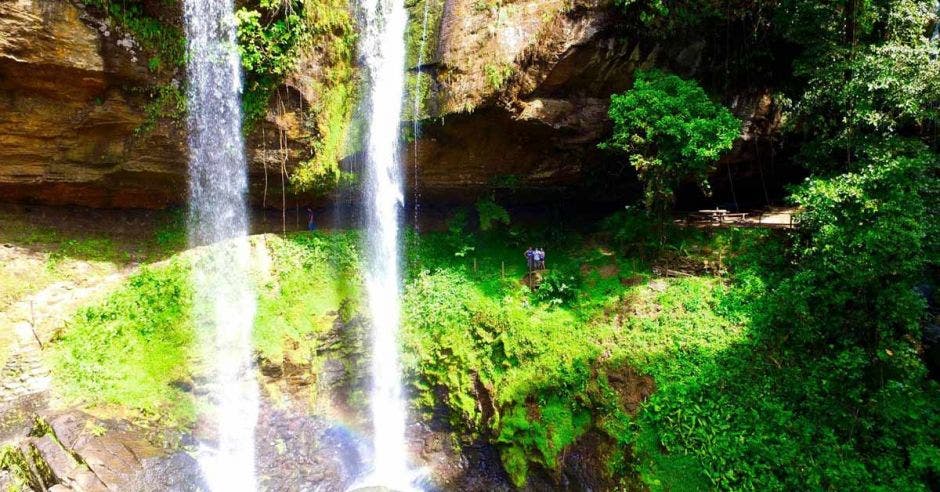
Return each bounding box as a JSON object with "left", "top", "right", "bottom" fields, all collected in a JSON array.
[
  {"left": 357, "top": 0, "right": 413, "bottom": 487},
  {"left": 183, "top": 0, "right": 259, "bottom": 491}
]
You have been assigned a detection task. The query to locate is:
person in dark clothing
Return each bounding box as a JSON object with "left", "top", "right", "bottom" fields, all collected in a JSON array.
[
  {"left": 306, "top": 208, "right": 317, "bottom": 231},
  {"left": 525, "top": 246, "right": 535, "bottom": 272}
]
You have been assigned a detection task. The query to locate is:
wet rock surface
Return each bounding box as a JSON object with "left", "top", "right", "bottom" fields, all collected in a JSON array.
[
  {"left": 254, "top": 401, "right": 366, "bottom": 491},
  {"left": 408, "top": 420, "right": 515, "bottom": 492}
]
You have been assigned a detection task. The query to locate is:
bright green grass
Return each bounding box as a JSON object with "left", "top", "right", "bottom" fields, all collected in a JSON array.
[
  {"left": 614, "top": 276, "right": 743, "bottom": 490},
  {"left": 46, "top": 232, "right": 362, "bottom": 426},
  {"left": 47, "top": 262, "right": 197, "bottom": 426},
  {"left": 254, "top": 232, "right": 361, "bottom": 363},
  {"left": 399, "top": 218, "right": 735, "bottom": 486}
]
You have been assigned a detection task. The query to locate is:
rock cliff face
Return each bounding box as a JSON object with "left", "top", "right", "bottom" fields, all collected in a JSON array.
[
  {"left": 407, "top": 0, "right": 638, "bottom": 202},
  {"left": 0, "top": 0, "right": 186, "bottom": 208},
  {"left": 0, "top": 0, "right": 780, "bottom": 208},
  {"left": 0, "top": 0, "right": 315, "bottom": 208},
  {"left": 407, "top": 0, "right": 782, "bottom": 203}
]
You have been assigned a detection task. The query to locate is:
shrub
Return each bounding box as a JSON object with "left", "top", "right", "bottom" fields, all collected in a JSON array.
[
  {"left": 476, "top": 197, "right": 510, "bottom": 231},
  {"left": 531, "top": 267, "right": 581, "bottom": 306}
]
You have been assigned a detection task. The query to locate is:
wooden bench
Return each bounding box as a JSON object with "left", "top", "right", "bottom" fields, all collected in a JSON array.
[{"left": 722, "top": 212, "right": 748, "bottom": 223}]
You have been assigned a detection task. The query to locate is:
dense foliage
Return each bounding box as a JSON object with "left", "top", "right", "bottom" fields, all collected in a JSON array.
[
  {"left": 236, "top": 0, "right": 314, "bottom": 127},
  {"left": 235, "top": 0, "right": 360, "bottom": 191},
  {"left": 602, "top": 70, "right": 740, "bottom": 214},
  {"left": 603, "top": 0, "right": 940, "bottom": 489},
  {"left": 399, "top": 214, "right": 749, "bottom": 487}
]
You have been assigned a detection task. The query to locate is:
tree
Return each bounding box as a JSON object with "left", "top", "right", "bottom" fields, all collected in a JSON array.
[
  {"left": 601, "top": 69, "right": 740, "bottom": 215},
  {"left": 771, "top": 0, "right": 939, "bottom": 347},
  {"left": 758, "top": 1, "right": 940, "bottom": 487}
]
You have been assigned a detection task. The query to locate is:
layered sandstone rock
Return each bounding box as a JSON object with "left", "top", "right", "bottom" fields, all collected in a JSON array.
[
  {"left": 406, "top": 0, "right": 650, "bottom": 202},
  {"left": 0, "top": 0, "right": 188, "bottom": 208}
]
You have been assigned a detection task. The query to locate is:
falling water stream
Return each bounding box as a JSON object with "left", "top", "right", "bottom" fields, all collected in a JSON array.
[
  {"left": 357, "top": 0, "right": 414, "bottom": 487},
  {"left": 411, "top": 0, "right": 434, "bottom": 230},
  {"left": 183, "top": 0, "right": 258, "bottom": 490}
]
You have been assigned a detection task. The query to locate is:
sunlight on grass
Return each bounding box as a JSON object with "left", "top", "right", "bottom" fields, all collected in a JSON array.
[
  {"left": 45, "top": 232, "right": 362, "bottom": 427},
  {"left": 47, "top": 262, "right": 198, "bottom": 426},
  {"left": 617, "top": 277, "right": 745, "bottom": 376}
]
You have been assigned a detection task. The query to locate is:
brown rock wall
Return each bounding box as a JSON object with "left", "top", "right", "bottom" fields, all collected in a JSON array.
[
  {"left": 0, "top": 0, "right": 783, "bottom": 208},
  {"left": 0, "top": 0, "right": 187, "bottom": 208}
]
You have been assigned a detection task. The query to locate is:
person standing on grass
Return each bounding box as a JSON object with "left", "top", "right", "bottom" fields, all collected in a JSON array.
[
  {"left": 525, "top": 246, "right": 535, "bottom": 272},
  {"left": 306, "top": 208, "right": 317, "bottom": 231},
  {"left": 536, "top": 247, "right": 546, "bottom": 270}
]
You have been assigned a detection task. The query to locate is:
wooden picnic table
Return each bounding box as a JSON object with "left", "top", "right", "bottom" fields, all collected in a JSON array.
[{"left": 691, "top": 209, "right": 747, "bottom": 223}]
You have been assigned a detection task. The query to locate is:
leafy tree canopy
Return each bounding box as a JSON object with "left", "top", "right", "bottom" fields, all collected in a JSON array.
[{"left": 601, "top": 69, "right": 740, "bottom": 213}]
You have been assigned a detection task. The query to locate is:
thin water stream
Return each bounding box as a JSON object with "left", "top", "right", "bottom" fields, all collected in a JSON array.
[{"left": 411, "top": 0, "right": 434, "bottom": 230}]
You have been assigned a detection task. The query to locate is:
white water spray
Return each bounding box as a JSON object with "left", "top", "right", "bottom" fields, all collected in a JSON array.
[
  {"left": 183, "top": 1, "right": 258, "bottom": 490},
  {"left": 357, "top": 0, "right": 413, "bottom": 487}
]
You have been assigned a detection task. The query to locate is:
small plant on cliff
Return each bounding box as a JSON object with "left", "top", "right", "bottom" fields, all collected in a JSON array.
[
  {"left": 137, "top": 83, "right": 186, "bottom": 135},
  {"left": 484, "top": 63, "right": 514, "bottom": 91},
  {"left": 601, "top": 69, "right": 739, "bottom": 216},
  {"left": 78, "top": 0, "right": 186, "bottom": 73}
]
